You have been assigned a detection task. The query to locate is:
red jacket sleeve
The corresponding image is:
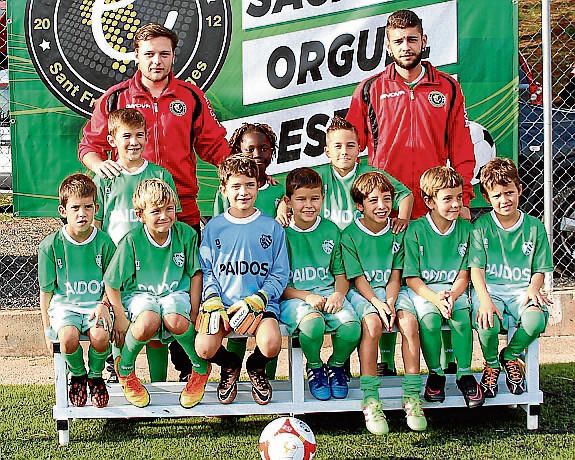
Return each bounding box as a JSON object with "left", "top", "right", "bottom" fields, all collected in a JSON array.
[
  {"left": 346, "top": 80, "right": 369, "bottom": 152},
  {"left": 192, "top": 89, "right": 231, "bottom": 167},
  {"left": 78, "top": 93, "right": 111, "bottom": 162},
  {"left": 448, "top": 84, "right": 476, "bottom": 206}
]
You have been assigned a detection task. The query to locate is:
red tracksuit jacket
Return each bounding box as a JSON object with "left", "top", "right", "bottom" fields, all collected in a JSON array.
[
  {"left": 347, "top": 62, "right": 475, "bottom": 218},
  {"left": 79, "top": 70, "right": 230, "bottom": 225}
]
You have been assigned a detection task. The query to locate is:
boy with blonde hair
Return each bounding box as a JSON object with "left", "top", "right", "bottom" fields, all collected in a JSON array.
[
  {"left": 404, "top": 167, "right": 484, "bottom": 408},
  {"left": 471, "top": 158, "right": 552, "bottom": 397},
  {"left": 39, "top": 173, "right": 116, "bottom": 408},
  {"left": 104, "top": 179, "right": 208, "bottom": 408}
]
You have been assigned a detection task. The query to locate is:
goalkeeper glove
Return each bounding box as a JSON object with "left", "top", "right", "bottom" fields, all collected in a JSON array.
[
  {"left": 228, "top": 291, "right": 268, "bottom": 335},
  {"left": 196, "top": 294, "right": 230, "bottom": 335}
]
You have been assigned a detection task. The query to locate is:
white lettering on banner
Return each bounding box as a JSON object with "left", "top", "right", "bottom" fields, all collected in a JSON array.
[
  {"left": 242, "top": 1, "right": 457, "bottom": 104},
  {"left": 486, "top": 264, "right": 531, "bottom": 283},
  {"left": 65, "top": 280, "right": 104, "bottom": 296},
  {"left": 242, "top": 0, "right": 393, "bottom": 30}
]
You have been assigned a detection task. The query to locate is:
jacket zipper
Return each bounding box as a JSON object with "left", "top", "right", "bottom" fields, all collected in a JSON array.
[{"left": 153, "top": 99, "right": 160, "bottom": 165}]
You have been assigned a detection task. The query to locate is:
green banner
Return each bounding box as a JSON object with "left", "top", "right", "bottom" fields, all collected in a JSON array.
[{"left": 9, "top": 0, "right": 517, "bottom": 216}]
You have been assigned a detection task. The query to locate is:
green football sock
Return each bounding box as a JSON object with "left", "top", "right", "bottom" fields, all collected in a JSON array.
[
  {"left": 299, "top": 316, "right": 325, "bottom": 369},
  {"left": 475, "top": 316, "right": 501, "bottom": 368},
  {"left": 378, "top": 332, "right": 397, "bottom": 371},
  {"left": 448, "top": 309, "right": 473, "bottom": 379},
  {"left": 173, "top": 323, "right": 209, "bottom": 375},
  {"left": 360, "top": 375, "right": 380, "bottom": 403},
  {"left": 440, "top": 329, "right": 455, "bottom": 368},
  {"left": 111, "top": 343, "right": 121, "bottom": 360},
  {"left": 419, "top": 313, "right": 444, "bottom": 375},
  {"left": 328, "top": 321, "right": 361, "bottom": 367},
  {"left": 265, "top": 356, "right": 279, "bottom": 380},
  {"left": 402, "top": 373, "right": 423, "bottom": 399},
  {"left": 146, "top": 342, "right": 169, "bottom": 382},
  {"left": 119, "top": 328, "right": 146, "bottom": 377},
  {"left": 227, "top": 337, "right": 248, "bottom": 361},
  {"left": 504, "top": 309, "right": 547, "bottom": 361},
  {"left": 87, "top": 344, "right": 111, "bottom": 378},
  {"left": 63, "top": 345, "right": 86, "bottom": 377}
]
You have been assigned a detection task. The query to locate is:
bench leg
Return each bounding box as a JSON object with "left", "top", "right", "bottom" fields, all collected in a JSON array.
[
  {"left": 57, "top": 419, "right": 70, "bottom": 446},
  {"left": 53, "top": 342, "right": 70, "bottom": 445},
  {"left": 289, "top": 336, "right": 305, "bottom": 404},
  {"left": 521, "top": 404, "right": 540, "bottom": 430}
]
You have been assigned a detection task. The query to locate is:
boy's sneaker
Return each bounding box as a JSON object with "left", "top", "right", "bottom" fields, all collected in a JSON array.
[
  {"left": 362, "top": 397, "right": 389, "bottom": 435},
  {"left": 480, "top": 363, "right": 501, "bottom": 398},
  {"left": 377, "top": 363, "right": 397, "bottom": 377},
  {"left": 247, "top": 365, "right": 273, "bottom": 405},
  {"left": 402, "top": 395, "right": 427, "bottom": 431},
  {"left": 444, "top": 362, "right": 458, "bottom": 375},
  {"left": 499, "top": 348, "right": 526, "bottom": 395},
  {"left": 456, "top": 375, "right": 485, "bottom": 409},
  {"left": 217, "top": 364, "right": 241, "bottom": 404},
  {"left": 87, "top": 377, "right": 109, "bottom": 408},
  {"left": 307, "top": 366, "right": 331, "bottom": 401},
  {"left": 424, "top": 372, "right": 446, "bottom": 403},
  {"left": 328, "top": 365, "right": 349, "bottom": 399},
  {"left": 69, "top": 374, "right": 88, "bottom": 407},
  {"left": 180, "top": 364, "right": 212, "bottom": 408},
  {"left": 115, "top": 357, "right": 150, "bottom": 408}
]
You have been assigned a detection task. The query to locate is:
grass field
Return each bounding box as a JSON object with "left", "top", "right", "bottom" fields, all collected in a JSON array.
[{"left": 1, "top": 364, "right": 574, "bottom": 460}]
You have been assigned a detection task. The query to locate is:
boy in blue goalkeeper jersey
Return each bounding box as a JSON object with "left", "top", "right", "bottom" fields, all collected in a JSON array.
[{"left": 196, "top": 155, "right": 290, "bottom": 405}]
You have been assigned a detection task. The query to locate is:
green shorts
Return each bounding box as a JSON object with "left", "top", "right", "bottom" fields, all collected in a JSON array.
[
  {"left": 279, "top": 288, "right": 359, "bottom": 335},
  {"left": 48, "top": 305, "right": 98, "bottom": 336},
  {"left": 409, "top": 283, "right": 470, "bottom": 320},
  {"left": 470, "top": 288, "right": 549, "bottom": 331},
  {"left": 394, "top": 287, "right": 418, "bottom": 317},
  {"left": 124, "top": 291, "right": 191, "bottom": 343}
]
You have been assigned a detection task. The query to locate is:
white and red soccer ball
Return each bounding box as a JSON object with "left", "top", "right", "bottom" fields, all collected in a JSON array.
[{"left": 259, "top": 417, "right": 317, "bottom": 460}]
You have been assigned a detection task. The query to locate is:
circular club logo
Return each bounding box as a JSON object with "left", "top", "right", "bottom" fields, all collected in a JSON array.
[{"left": 26, "top": 0, "right": 231, "bottom": 117}]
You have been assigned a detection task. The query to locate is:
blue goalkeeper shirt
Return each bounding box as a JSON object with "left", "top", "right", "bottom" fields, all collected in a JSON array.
[{"left": 199, "top": 210, "right": 290, "bottom": 316}]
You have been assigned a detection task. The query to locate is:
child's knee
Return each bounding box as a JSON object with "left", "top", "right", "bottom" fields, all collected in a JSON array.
[
  {"left": 163, "top": 313, "right": 189, "bottom": 335},
  {"left": 521, "top": 308, "right": 547, "bottom": 336},
  {"left": 337, "top": 321, "right": 361, "bottom": 342},
  {"left": 195, "top": 335, "right": 219, "bottom": 360},
  {"left": 361, "top": 314, "right": 383, "bottom": 341},
  {"left": 89, "top": 327, "right": 110, "bottom": 352},
  {"left": 398, "top": 311, "right": 419, "bottom": 338},
  {"left": 59, "top": 326, "right": 80, "bottom": 353},
  {"left": 298, "top": 313, "right": 325, "bottom": 340},
  {"left": 132, "top": 311, "right": 161, "bottom": 340},
  {"left": 419, "top": 312, "right": 441, "bottom": 333}
]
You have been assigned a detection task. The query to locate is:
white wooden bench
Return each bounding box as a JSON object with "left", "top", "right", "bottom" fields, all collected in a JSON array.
[{"left": 51, "top": 326, "right": 542, "bottom": 445}]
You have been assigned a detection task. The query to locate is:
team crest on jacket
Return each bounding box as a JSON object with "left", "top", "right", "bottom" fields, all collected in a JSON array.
[
  {"left": 522, "top": 241, "right": 534, "bottom": 256},
  {"left": 322, "top": 239, "right": 334, "bottom": 254},
  {"left": 169, "top": 100, "right": 187, "bottom": 116},
  {"left": 95, "top": 254, "right": 102, "bottom": 268},
  {"left": 458, "top": 243, "right": 468, "bottom": 257},
  {"left": 428, "top": 91, "right": 447, "bottom": 108},
  {"left": 173, "top": 252, "right": 185, "bottom": 267},
  {"left": 260, "top": 234, "right": 272, "bottom": 249}
]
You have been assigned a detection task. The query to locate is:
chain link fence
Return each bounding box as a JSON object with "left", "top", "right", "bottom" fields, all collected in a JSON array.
[{"left": 1, "top": 3, "right": 574, "bottom": 310}]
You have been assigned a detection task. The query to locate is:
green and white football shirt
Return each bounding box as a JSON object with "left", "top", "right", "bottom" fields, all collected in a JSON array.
[
  {"left": 403, "top": 214, "right": 471, "bottom": 285},
  {"left": 341, "top": 218, "right": 404, "bottom": 289},
  {"left": 104, "top": 221, "right": 200, "bottom": 299},
  {"left": 38, "top": 226, "right": 116, "bottom": 313},
  {"left": 94, "top": 160, "right": 180, "bottom": 244},
  {"left": 213, "top": 181, "right": 285, "bottom": 218},
  {"left": 285, "top": 217, "right": 344, "bottom": 292},
  {"left": 469, "top": 211, "right": 553, "bottom": 293},
  {"left": 316, "top": 162, "right": 411, "bottom": 230}
]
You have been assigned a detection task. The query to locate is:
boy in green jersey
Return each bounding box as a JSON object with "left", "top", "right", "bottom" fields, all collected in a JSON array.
[
  {"left": 104, "top": 179, "right": 209, "bottom": 408},
  {"left": 404, "top": 167, "right": 485, "bottom": 409},
  {"left": 94, "top": 108, "right": 181, "bottom": 384},
  {"left": 342, "top": 171, "right": 426, "bottom": 434},
  {"left": 470, "top": 158, "right": 553, "bottom": 397},
  {"left": 320, "top": 116, "right": 414, "bottom": 378},
  {"left": 38, "top": 174, "right": 116, "bottom": 408},
  {"left": 279, "top": 167, "right": 361, "bottom": 401}
]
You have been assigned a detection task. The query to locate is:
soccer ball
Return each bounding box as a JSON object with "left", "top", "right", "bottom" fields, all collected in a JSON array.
[
  {"left": 469, "top": 120, "right": 496, "bottom": 185},
  {"left": 258, "top": 417, "right": 317, "bottom": 460}
]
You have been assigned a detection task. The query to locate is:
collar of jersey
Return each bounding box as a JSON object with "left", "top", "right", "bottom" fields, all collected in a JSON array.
[
  {"left": 121, "top": 160, "right": 148, "bottom": 176},
  {"left": 144, "top": 225, "right": 171, "bottom": 248},
  {"left": 355, "top": 217, "right": 390, "bottom": 236},
  {"left": 426, "top": 213, "right": 456, "bottom": 236},
  {"left": 61, "top": 225, "right": 97, "bottom": 246},
  {"left": 403, "top": 65, "right": 426, "bottom": 88},
  {"left": 490, "top": 210, "right": 524, "bottom": 232},
  {"left": 224, "top": 209, "right": 261, "bottom": 224},
  {"left": 332, "top": 163, "right": 357, "bottom": 182},
  {"left": 290, "top": 216, "right": 321, "bottom": 233},
  {"left": 259, "top": 183, "right": 270, "bottom": 192}
]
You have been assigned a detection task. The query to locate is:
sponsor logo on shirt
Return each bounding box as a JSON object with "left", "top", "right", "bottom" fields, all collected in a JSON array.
[
  {"left": 138, "top": 282, "right": 179, "bottom": 295},
  {"left": 65, "top": 280, "right": 104, "bottom": 296},
  {"left": 457, "top": 243, "right": 467, "bottom": 258},
  {"left": 260, "top": 234, "right": 272, "bottom": 249},
  {"left": 218, "top": 261, "right": 269, "bottom": 276},
  {"left": 110, "top": 208, "right": 138, "bottom": 223},
  {"left": 173, "top": 252, "right": 185, "bottom": 267},
  {"left": 364, "top": 269, "right": 391, "bottom": 284},
  {"left": 291, "top": 266, "right": 330, "bottom": 282},
  {"left": 95, "top": 254, "right": 102, "bottom": 268},
  {"left": 125, "top": 103, "right": 152, "bottom": 110},
  {"left": 428, "top": 91, "right": 447, "bottom": 108},
  {"left": 522, "top": 241, "right": 534, "bottom": 256},
  {"left": 322, "top": 239, "right": 334, "bottom": 254},
  {"left": 421, "top": 269, "right": 458, "bottom": 283},
  {"left": 380, "top": 90, "right": 406, "bottom": 100},
  {"left": 323, "top": 208, "right": 355, "bottom": 226},
  {"left": 486, "top": 264, "right": 531, "bottom": 283}
]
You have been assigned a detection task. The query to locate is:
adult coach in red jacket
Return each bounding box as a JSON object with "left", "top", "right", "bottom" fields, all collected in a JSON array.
[
  {"left": 79, "top": 23, "right": 230, "bottom": 228},
  {"left": 346, "top": 10, "right": 475, "bottom": 219}
]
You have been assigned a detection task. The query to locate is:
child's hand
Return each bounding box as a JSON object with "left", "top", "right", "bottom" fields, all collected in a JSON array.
[
  {"left": 371, "top": 297, "right": 396, "bottom": 331},
  {"left": 391, "top": 217, "right": 408, "bottom": 234},
  {"left": 112, "top": 312, "right": 130, "bottom": 347},
  {"left": 275, "top": 199, "right": 291, "bottom": 227},
  {"left": 95, "top": 159, "right": 124, "bottom": 179},
  {"left": 433, "top": 290, "right": 452, "bottom": 319},
  {"left": 44, "top": 329, "right": 54, "bottom": 353},
  {"left": 266, "top": 174, "right": 279, "bottom": 186},
  {"left": 524, "top": 285, "right": 553, "bottom": 307},
  {"left": 476, "top": 299, "right": 503, "bottom": 329},
  {"left": 305, "top": 294, "right": 326, "bottom": 311},
  {"left": 324, "top": 292, "right": 344, "bottom": 314},
  {"left": 90, "top": 302, "right": 113, "bottom": 333},
  {"left": 460, "top": 206, "right": 471, "bottom": 220}
]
